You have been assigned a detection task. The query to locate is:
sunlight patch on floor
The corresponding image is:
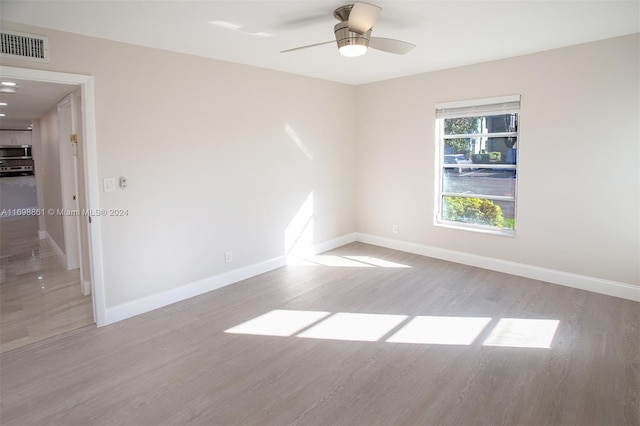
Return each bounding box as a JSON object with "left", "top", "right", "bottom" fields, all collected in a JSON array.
[
  {"left": 225, "top": 309, "right": 560, "bottom": 349},
  {"left": 344, "top": 256, "right": 412, "bottom": 268},
  {"left": 303, "top": 255, "right": 375, "bottom": 267},
  {"left": 288, "top": 255, "right": 412, "bottom": 268},
  {"left": 387, "top": 316, "right": 491, "bottom": 345},
  {"left": 483, "top": 318, "right": 560, "bottom": 348},
  {"left": 224, "top": 309, "right": 330, "bottom": 337},
  {"left": 297, "top": 312, "right": 408, "bottom": 342}
]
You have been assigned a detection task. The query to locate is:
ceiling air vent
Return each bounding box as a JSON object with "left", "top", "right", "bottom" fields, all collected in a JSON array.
[{"left": 1, "top": 30, "right": 50, "bottom": 63}]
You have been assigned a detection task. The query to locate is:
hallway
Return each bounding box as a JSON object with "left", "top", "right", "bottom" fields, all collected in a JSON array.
[{"left": 0, "top": 215, "right": 93, "bottom": 353}]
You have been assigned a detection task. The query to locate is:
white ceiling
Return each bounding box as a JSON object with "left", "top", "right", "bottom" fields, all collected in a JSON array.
[
  {"left": 2, "top": 1, "right": 638, "bottom": 86},
  {"left": 0, "top": 1, "right": 638, "bottom": 129},
  {"left": 0, "top": 79, "right": 79, "bottom": 130}
]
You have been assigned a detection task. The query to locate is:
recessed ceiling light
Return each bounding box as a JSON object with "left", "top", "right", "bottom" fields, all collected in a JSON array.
[
  {"left": 0, "top": 113, "right": 6, "bottom": 117},
  {"left": 0, "top": 81, "right": 17, "bottom": 87},
  {"left": 0, "top": 102, "right": 7, "bottom": 106}
]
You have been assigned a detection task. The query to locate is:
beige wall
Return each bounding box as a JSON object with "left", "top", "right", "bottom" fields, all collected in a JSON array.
[
  {"left": 1, "top": 20, "right": 636, "bottom": 318},
  {"left": 0, "top": 21, "right": 357, "bottom": 307},
  {"left": 355, "top": 34, "right": 639, "bottom": 286}
]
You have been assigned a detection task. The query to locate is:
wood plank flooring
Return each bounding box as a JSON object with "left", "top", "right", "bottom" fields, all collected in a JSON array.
[
  {"left": 0, "top": 242, "right": 638, "bottom": 425},
  {"left": 0, "top": 216, "right": 94, "bottom": 353}
]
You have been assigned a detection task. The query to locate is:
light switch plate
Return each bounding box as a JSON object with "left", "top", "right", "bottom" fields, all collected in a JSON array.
[{"left": 104, "top": 177, "right": 116, "bottom": 192}]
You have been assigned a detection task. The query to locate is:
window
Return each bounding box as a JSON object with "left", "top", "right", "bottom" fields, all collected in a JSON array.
[{"left": 435, "top": 95, "right": 520, "bottom": 234}]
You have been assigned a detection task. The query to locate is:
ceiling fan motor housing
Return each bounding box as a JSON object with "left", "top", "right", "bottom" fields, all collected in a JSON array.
[
  {"left": 280, "top": 2, "right": 413, "bottom": 56},
  {"left": 334, "top": 21, "right": 371, "bottom": 51}
]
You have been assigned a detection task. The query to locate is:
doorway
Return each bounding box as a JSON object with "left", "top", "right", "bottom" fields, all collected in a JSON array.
[
  {"left": 1, "top": 80, "right": 90, "bottom": 352},
  {"left": 0, "top": 66, "right": 106, "bottom": 351}
]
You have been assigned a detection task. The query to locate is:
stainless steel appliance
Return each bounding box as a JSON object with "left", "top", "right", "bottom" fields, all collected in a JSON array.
[{"left": 0, "top": 145, "right": 34, "bottom": 177}]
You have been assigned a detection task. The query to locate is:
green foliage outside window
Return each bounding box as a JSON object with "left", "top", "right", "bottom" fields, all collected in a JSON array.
[
  {"left": 443, "top": 196, "right": 510, "bottom": 228},
  {"left": 444, "top": 117, "right": 480, "bottom": 155},
  {"left": 445, "top": 138, "right": 470, "bottom": 154},
  {"left": 444, "top": 117, "right": 480, "bottom": 135}
]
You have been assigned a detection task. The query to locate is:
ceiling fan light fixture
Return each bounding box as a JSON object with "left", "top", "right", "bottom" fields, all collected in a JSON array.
[
  {"left": 280, "top": 3, "right": 414, "bottom": 56},
  {"left": 339, "top": 44, "right": 367, "bottom": 57},
  {"left": 335, "top": 22, "right": 370, "bottom": 57}
]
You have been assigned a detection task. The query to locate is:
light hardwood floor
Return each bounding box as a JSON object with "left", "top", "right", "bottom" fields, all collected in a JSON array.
[
  {"left": 0, "top": 216, "right": 94, "bottom": 353},
  {"left": 0, "top": 242, "right": 638, "bottom": 425}
]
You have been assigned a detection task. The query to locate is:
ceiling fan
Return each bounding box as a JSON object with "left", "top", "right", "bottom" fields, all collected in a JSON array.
[{"left": 280, "top": 2, "right": 415, "bottom": 57}]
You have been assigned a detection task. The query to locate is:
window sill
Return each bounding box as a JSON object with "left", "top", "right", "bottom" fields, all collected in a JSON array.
[{"left": 435, "top": 220, "right": 516, "bottom": 237}]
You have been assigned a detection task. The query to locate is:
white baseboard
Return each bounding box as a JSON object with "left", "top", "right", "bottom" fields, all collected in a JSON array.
[
  {"left": 102, "top": 233, "right": 359, "bottom": 326},
  {"left": 103, "top": 255, "right": 287, "bottom": 326},
  {"left": 313, "top": 232, "right": 357, "bottom": 254},
  {"left": 45, "top": 232, "right": 67, "bottom": 269},
  {"left": 356, "top": 233, "right": 640, "bottom": 302},
  {"left": 101, "top": 230, "right": 637, "bottom": 327}
]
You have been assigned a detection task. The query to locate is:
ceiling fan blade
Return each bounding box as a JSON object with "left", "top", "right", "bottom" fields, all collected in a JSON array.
[
  {"left": 280, "top": 41, "right": 334, "bottom": 54},
  {"left": 348, "top": 2, "right": 381, "bottom": 33},
  {"left": 239, "top": 14, "right": 330, "bottom": 35},
  {"left": 277, "top": 13, "right": 332, "bottom": 30},
  {"left": 369, "top": 37, "right": 415, "bottom": 55}
]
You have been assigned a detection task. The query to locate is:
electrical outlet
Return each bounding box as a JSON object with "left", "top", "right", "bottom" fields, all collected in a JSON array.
[
  {"left": 392, "top": 224, "right": 398, "bottom": 234},
  {"left": 225, "top": 251, "right": 233, "bottom": 264}
]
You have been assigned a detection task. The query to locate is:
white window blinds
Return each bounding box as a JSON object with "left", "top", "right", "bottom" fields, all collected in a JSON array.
[{"left": 435, "top": 95, "right": 520, "bottom": 119}]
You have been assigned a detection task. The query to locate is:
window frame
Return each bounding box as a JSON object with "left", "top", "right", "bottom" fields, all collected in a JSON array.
[{"left": 434, "top": 95, "right": 521, "bottom": 236}]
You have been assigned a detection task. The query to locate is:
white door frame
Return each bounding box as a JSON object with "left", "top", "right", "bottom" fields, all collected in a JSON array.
[
  {"left": 57, "top": 93, "right": 81, "bottom": 272},
  {"left": 0, "top": 66, "right": 107, "bottom": 326}
]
